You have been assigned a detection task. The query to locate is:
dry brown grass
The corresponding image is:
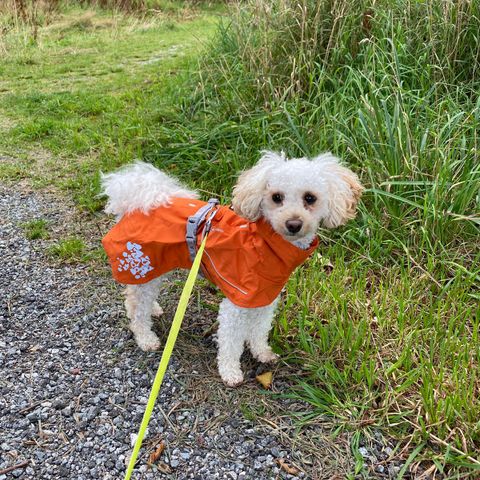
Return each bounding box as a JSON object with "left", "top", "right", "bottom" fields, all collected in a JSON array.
[
  {"left": 1, "top": 0, "right": 61, "bottom": 19},
  {"left": 0, "top": 0, "right": 143, "bottom": 42},
  {"left": 79, "top": 0, "right": 146, "bottom": 12},
  {"left": 0, "top": 0, "right": 61, "bottom": 40},
  {"left": 0, "top": 0, "right": 146, "bottom": 20}
]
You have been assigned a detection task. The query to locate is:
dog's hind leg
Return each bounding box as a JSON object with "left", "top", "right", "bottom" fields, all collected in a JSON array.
[
  {"left": 124, "top": 285, "right": 138, "bottom": 321},
  {"left": 124, "top": 277, "right": 163, "bottom": 351}
]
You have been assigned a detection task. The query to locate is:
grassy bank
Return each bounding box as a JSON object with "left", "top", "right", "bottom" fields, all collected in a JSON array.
[
  {"left": 1, "top": 0, "right": 479, "bottom": 477},
  {"left": 186, "top": 1, "right": 479, "bottom": 476}
]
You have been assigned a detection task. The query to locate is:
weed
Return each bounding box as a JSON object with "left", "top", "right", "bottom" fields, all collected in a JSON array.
[
  {"left": 48, "top": 237, "right": 86, "bottom": 261},
  {"left": 239, "top": 402, "right": 265, "bottom": 422},
  {"left": 22, "top": 218, "right": 49, "bottom": 239},
  {"left": 171, "top": 0, "right": 480, "bottom": 473},
  {"left": 0, "top": 161, "right": 28, "bottom": 180}
]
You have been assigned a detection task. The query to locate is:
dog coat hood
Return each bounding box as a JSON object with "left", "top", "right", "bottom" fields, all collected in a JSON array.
[{"left": 102, "top": 198, "right": 319, "bottom": 308}]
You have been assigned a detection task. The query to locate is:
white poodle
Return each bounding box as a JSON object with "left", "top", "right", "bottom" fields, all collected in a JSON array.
[{"left": 101, "top": 151, "right": 363, "bottom": 386}]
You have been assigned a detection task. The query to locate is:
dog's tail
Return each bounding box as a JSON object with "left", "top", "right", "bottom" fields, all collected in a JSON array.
[{"left": 101, "top": 161, "right": 198, "bottom": 217}]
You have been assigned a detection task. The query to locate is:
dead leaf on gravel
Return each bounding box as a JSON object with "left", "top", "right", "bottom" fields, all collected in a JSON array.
[
  {"left": 147, "top": 442, "right": 165, "bottom": 467},
  {"left": 256, "top": 371, "right": 273, "bottom": 389},
  {"left": 157, "top": 461, "right": 172, "bottom": 473},
  {"left": 276, "top": 458, "right": 300, "bottom": 475}
]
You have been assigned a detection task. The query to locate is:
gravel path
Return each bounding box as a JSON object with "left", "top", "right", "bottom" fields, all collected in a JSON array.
[{"left": 0, "top": 182, "right": 406, "bottom": 479}]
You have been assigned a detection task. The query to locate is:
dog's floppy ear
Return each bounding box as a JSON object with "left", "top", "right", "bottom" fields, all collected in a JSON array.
[
  {"left": 313, "top": 153, "right": 364, "bottom": 228},
  {"left": 232, "top": 151, "right": 286, "bottom": 221}
]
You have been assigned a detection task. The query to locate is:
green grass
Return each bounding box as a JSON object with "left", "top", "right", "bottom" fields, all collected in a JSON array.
[
  {"left": 22, "top": 218, "right": 49, "bottom": 239},
  {"left": 48, "top": 236, "right": 108, "bottom": 263},
  {"left": 1, "top": 1, "right": 480, "bottom": 477},
  {"left": 0, "top": 3, "right": 222, "bottom": 209},
  {"left": 187, "top": 1, "right": 478, "bottom": 476},
  {"left": 48, "top": 237, "right": 86, "bottom": 260}
]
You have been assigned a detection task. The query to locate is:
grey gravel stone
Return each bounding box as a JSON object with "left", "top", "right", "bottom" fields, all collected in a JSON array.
[
  {"left": 26, "top": 411, "right": 40, "bottom": 423},
  {"left": 359, "top": 446, "right": 369, "bottom": 458}
]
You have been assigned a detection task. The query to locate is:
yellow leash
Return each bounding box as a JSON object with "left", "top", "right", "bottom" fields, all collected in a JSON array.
[{"left": 124, "top": 234, "right": 208, "bottom": 480}]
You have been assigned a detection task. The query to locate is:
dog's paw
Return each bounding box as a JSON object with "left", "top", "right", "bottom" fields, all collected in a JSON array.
[
  {"left": 222, "top": 372, "right": 244, "bottom": 388},
  {"left": 151, "top": 302, "right": 164, "bottom": 317},
  {"left": 135, "top": 332, "right": 161, "bottom": 351},
  {"left": 219, "top": 367, "right": 244, "bottom": 387},
  {"left": 254, "top": 349, "right": 279, "bottom": 364}
]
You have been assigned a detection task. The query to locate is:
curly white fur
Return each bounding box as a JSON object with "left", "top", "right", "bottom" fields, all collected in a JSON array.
[
  {"left": 232, "top": 151, "right": 363, "bottom": 240},
  {"left": 101, "top": 153, "right": 362, "bottom": 386},
  {"left": 101, "top": 161, "right": 197, "bottom": 218}
]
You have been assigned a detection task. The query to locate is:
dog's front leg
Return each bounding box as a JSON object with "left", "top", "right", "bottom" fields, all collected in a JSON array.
[
  {"left": 217, "top": 297, "right": 280, "bottom": 386},
  {"left": 216, "top": 298, "right": 249, "bottom": 387},
  {"left": 246, "top": 297, "right": 279, "bottom": 364}
]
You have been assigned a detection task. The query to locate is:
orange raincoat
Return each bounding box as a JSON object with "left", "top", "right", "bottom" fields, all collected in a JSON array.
[{"left": 102, "top": 198, "right": 318, "bottom": 308}]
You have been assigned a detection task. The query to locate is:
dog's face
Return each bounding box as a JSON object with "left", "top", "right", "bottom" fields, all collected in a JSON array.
[
  {"left": 262, "top": 166, "right": 330, "bottom": 241},
  {"left": 232, "top": 151, "right": 363, "bottom": 244}
]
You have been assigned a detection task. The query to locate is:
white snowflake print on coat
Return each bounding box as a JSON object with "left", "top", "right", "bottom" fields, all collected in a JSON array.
[{"left": 116, "top": 242, "right": 154, "bottom": 279}]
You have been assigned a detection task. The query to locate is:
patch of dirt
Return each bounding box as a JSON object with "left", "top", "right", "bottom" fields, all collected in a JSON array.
[{"left": 0, "top": 111, "right": 16, "bottom": 132}]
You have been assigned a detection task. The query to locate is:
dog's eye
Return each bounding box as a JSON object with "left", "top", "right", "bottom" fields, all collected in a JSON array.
[
  {"left": 304, "top": 193, "right": 317, "bottom": 205},
  {"left": 272, "top": 193, "right": 284, "bottom": 204}
]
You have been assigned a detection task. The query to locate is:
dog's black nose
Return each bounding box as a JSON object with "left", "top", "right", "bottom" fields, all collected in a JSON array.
[{"left": 286, "top": 219, "right": 303, "bottom": 234}]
